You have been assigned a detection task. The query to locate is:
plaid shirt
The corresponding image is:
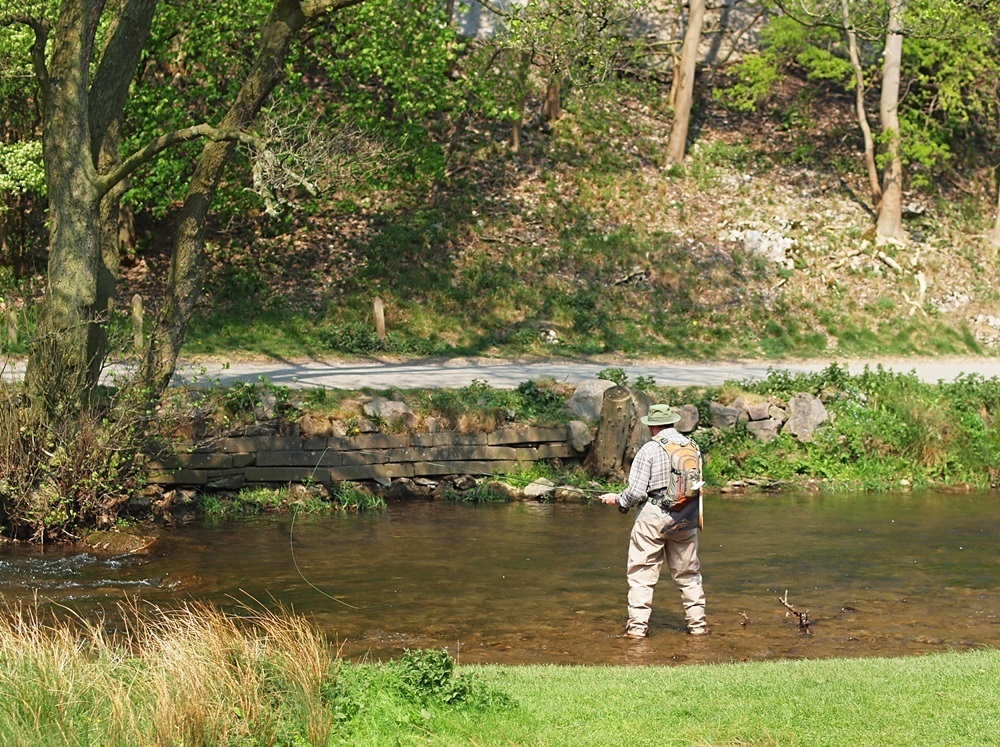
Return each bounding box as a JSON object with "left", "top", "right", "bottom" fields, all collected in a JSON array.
[{"left": 616, "top": 429, "right": 695, "bottom": 510}]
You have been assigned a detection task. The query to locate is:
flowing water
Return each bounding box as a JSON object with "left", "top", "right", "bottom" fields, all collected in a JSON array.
[{"left": 2, "top": 491, "right": 998, "bottom": 666}]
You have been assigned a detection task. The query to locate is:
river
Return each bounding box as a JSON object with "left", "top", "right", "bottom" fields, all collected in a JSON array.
[{"left": 2, "top": 491, "right": 997, "bottom": 666}]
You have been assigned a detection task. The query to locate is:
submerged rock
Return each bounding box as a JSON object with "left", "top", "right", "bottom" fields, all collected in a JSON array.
[{"left": 81, "top": 530, "right": 161, "bottom": 556}]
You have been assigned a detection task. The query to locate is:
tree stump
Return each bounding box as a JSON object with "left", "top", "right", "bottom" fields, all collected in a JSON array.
[
  {"left": 583, "top": 385, "right": 635, "bottom": 477},
  {"left": 623, "top": 389, "right": 653, "bottom": 471}
]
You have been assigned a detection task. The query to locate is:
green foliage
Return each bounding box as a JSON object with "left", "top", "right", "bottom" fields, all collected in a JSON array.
[
  {"left": 715, "top": 52, "right": 783, "bottom": 111},
  {"left": 202, "top": 486, "right": 330, "bottom": 519},
  {"left": 316, "top": 321, "right": 449, "bottom": 357},
  {"left": 304, "top": 0, "right": 469, "bottom": 185},
  {"left": 703, "top": 366, "right": 1000, "bottom": 490},
  {"left": 597, "top": 367, "right": 627, "bottom": 385},
  {"left": 0, "top": 141, "right": 45, "bottom": 202},
  {"left": 326, "top": 649, "right": 513, "bottom": 740},
  {"left": 391, "top": 649, "right": 476, "bottom": 705},
  {"left": 427, "top": 379, "right": 567, "bottom": 425},
  {"left": 633, "top": 375, "right": 657, "bottom": 391},
  {"left": 446, "top": 481, "right": 511, "bottom": 503},
  {"left": 122, "top": 0, "right": 275, "bottom": 217},
  {"left": 715, "top": 0, "right": 1000, "bottom": 183},
  {"left": 595, "top": 368, "right": 655, "bottom": 391},
  {"left": 499, "top": 0, "right": 642, "bottom": 81},
  {"left": 894, "top": 2, "right": 998, "bottom": 178},
  {"left": 333, "top": 483, "right": 386, "bottom": 512}
]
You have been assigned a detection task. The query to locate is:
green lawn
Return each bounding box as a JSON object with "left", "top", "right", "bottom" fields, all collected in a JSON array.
[
  {"left": 341, "top": 650, "right": 1000, "bottom": 747},
  {"left": 1, "top": 603, "right": 995, "bottom": 746}
]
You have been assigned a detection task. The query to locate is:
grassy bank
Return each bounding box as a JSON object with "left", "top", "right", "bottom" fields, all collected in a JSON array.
[
  {"left": 331, "top": 650, "right": 1000, "bottom": 746},
  {"left": 158, "top": 363, "right": 1000, "bottom": 495},
  {"left": 3, "top": 361, "right": 998, "bottom": 541},
  {"left": 3, "top": 74, "right": 998, "bottom": 366},
  {"left": 0, "top": 603, "right": 995, "bottom": 746}
]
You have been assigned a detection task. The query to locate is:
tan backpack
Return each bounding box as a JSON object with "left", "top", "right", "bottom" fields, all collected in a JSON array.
[{"left": 654, "top": 437, "right": 703, "bottom": 509}]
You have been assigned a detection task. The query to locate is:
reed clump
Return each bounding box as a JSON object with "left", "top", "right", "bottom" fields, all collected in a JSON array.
[{"left": 0, "top": 600, "right": 336, "bottom": 747}]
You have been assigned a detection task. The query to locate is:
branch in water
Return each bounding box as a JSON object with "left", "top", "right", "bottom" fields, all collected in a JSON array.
[{"left": 778, "top": 590, "right": 812, "bottom": 634}]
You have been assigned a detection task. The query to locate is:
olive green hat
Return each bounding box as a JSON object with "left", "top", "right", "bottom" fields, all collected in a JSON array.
[{"left": 640, "top": 404, "right": 681, "bottom": 426}]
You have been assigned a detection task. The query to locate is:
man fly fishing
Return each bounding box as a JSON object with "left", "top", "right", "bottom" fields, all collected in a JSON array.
[{"left": 600, "top": 404, "right": 707, "bottom": 638}]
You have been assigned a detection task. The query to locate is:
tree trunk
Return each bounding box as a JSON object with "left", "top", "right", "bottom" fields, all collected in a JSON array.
[
  {"left": 542, "top": 74, "right": 562, "bottom": 122},
  {"left": 841, "top": 0, "right": 881, "bottom": 209},
  {"left": 25, "top": 0, "right": 105, "bottom": 417},
  {"left": 876, "top": 0, "right": 905, "bottom": 242},
  {"left": 509, "top": 50, "right": 532, "bottom": 152},
  {"left": 623, "top": 389, "right": 653, "bottom": 472},
  {"left": 23, "top": 0, "right": 157, "bottom": 409},
  {"left": 583, "top": 385, "right": 635, "bottom": 477},
  {"left": 142, "top": 0, "right": 310, "bottom": 395},
  {"left": 88, "top": 0, "right": 158, "bottom": 383},
  {"left": 991, "top": 173, "right": 1000, "bottom": 250},
  {"left": 665, "top": 0, "right": 706, "bottom": 166}
]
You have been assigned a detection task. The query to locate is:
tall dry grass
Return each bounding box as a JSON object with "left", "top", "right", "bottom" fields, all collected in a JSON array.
[{"left": 0, "top": 600, "right": 337, "bottom": 746}]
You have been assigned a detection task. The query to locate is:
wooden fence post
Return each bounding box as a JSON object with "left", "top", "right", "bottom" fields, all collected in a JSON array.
[
  {"left": 373, "top": 297, "right": 386, "bottom": 343},
  {"left": 132, "top": 294, "right": 144, "bottom": 352}
]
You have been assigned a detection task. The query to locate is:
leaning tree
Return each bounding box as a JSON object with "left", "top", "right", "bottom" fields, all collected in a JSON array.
[
  {"left": 1, "top": 0, "right": 372, "bottom": 417},
  {"left": 0, "top": 0, "right": 369, "bottom": 539}
]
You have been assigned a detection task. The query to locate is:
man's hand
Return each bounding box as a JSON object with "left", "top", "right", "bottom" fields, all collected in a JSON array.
[{"left": 599, "top": 493, "right": 619, "bottom": 505}]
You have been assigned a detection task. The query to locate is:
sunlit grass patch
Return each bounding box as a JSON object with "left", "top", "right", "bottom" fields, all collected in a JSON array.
[
  {"left": 332, "top": 482, "right": 386, "bottom": 511},
  {"left": 469, "top": 650, "right": 1000, "bottom": 747},
  {"left": 0, "top": 601, "right": 337, "bottom": 747}
]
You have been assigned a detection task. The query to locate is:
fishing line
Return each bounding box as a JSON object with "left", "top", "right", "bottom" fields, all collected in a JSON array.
[
  {"left": 288, "top": 506, "right": 407, "bottom": 611},
  {"left": 287, "top": 446, "right": 615, "bottom": 610}
]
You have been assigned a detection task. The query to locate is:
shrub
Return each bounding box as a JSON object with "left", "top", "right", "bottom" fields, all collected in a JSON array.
[{"left": 0, "top": 378, "right": 148, "bottom": 541}]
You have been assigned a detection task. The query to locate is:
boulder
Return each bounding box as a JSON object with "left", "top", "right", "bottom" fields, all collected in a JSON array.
[
  {"left": 747, "top": 401, "right": 771, "bottom": 421},
  {"left": 783, "top": 392, "right": 829, "bottom": 442},
  {"left": 553, "top": 486, "right": 588, "bottom": 502},
  {"left": 363, "top": 397, "right": 413, "bottom": 424},
  {"left": 298, "top": 412, "right": 333, "bottom": 438},
  {"left": 523, "top": 477, "right": 557, "bottom": 498},
  {"left": 82, "top": 530, "right": 161, "bottom": 556},
  {"left": 564, "top": 379, "right": 616, "bottom": 422},
  {"left": 708, "top": 401, "right": 741, "bottom": 431},
  {"left": 387, "top": 478, "right": 422, "bottom": 499},
  {"left": 747, "top": 418, "right": 782, "bottom": 442},
  {"left": 731, "top": 397, "right": 750, "bottom": 424},
  {"left": 768, "top": 403, "right": 789, "bottom": 423},
  {"left": 423, "top": 416, "right": 444, "bottom": 433},
  {"left": 484, "top": 480, "right": 524, "bottom": 501},
  {"left": 567, "top": 420, "right": 594, "bottom": 452},
  {"left": 675, "top": 404, "right": 699, "bottom": 433},
  {"left": 451, "top": 475, "right": 478, "bottom": 491}
]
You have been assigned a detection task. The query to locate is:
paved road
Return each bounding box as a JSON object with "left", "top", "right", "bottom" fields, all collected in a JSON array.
[
  {"left": 169, "top": 356, "right": 1000, "bottom": 389},
  {"left": 5, "top": 355, "right": 998, "bottom": 389}
]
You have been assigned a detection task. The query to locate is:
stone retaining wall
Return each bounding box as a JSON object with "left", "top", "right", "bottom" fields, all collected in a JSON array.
[{"left": 147, "top": 426, "right": 585, "bottom": 490}]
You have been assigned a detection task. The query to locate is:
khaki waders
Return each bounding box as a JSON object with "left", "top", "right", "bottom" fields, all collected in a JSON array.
[{"left": 625, "top": 501, "right": 706, "bottom": 636}]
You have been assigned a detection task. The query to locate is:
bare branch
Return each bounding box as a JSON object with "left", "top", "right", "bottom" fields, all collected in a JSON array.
[
  {"left": 301, "top": 0, "right": 370, "bottom": 20},
  {"left": 769, "top": 0, "right": 854, "bottom": 34},
  {"left": 0, "top": 12, "right": 50, "bottom": 90},
  {"left": 471, "top": 0, "right": 511, "bottom": 19},
  {"left": 99, "top": 124, "right": 262, "bottom": 198},
  {"left": 700, "top": 4, "right": 769, "bottom": 93},
  {"left": 244, "top": 107, "right": 389, "bottom": 217},
  {"left": 778, "top": 590, "right": 812, "bottom": 634}
]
